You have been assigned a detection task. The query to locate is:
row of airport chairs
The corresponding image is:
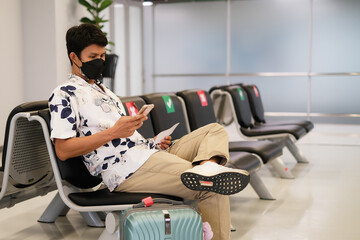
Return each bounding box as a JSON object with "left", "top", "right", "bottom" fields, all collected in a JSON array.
[
  {"left": 0, "top": 100, "right": 184, "bottom": 240},
  {"left": 0, "top": 83, "right": 313, "bottom": 240},
  {"left": 210, "top": 84, "right": 313, "bottom": 165}
]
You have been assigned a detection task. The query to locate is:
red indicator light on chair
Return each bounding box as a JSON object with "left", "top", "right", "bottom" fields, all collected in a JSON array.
[
  {"left": 253, "top": 86, "right": 259, "bottom": 97},
  {"left": 142, "top": 196, "right": 154, "bottom": 207},
  {"left": 197, "top": 90, "right": 208, "bottom": 106},
  {"left": 125, "top": 102, "right": 138, "bottom": 116}
]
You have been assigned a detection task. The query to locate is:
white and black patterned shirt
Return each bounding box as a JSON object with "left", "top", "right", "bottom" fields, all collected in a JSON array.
[{"left": 49, "top": 74, "right": 158, "bottom": 191}]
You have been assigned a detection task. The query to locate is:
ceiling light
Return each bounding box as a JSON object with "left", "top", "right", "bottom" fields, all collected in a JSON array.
[{"left": 143, "top": 1, "right": 153, "bottom": 6}]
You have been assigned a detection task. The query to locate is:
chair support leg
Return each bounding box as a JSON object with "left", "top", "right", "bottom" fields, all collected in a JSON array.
[
  {"left": 284, "top": 137, "right": 309, "bottom": 163},
  {"left": 80, "top": 212, "right": 105, "bottom": 227},
  {"left": 38, "top": 192, "right": 68, "bottom": 223},
  {"left": 59, "top": 205, "right": 70, "bottom": 216},
  {"left": 249, "top": 171, "right": 276, "bottom": 200},
  {"left": 269, "top": 157, "right": 294, "bottom": 179},
  {"left": 97, "top": 212, "right": 121, "bottom": 240},
  {"left": 97, "top": 211, "right": 108, "bottom": 221},
  {"left": 98, "top": 229, "right": 119, "bottom": 240}
]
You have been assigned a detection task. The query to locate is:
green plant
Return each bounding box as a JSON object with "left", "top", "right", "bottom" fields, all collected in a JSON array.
[{"left": 78, "top": 0, "right": 114, "bottom": 45}]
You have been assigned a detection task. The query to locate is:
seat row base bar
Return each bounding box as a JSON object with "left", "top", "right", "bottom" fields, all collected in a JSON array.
[{"left": 38, "top": 192, "right": 105, "bottom": 227}]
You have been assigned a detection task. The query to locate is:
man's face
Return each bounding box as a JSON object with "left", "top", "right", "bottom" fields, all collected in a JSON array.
[{"left": 79, "top": 44, "right": 106, "bottom": 64}]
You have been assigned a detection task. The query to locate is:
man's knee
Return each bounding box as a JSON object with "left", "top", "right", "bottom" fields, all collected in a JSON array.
[
  {"left": 205, "top": 123, "right": 228, "bottom": 136},
  {"left": 203, "top": 122, "right": 222, "bottom": 130}
]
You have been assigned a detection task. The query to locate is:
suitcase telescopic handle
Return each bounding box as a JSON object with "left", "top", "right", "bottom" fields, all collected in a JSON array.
[
  {"left": 153, "top": 198, "right": 184, "bottom": 205},
  {"left": 133, "top": 197, "right": 184, "bottom": 208}
]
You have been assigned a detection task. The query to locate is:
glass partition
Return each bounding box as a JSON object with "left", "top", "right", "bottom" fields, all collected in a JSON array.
[
  {"left": 312, "top": 0, "right": 360, "bottom": 73},
  {"left": 230, "top": 76, "right": 309, "bottom": 113},
  {"left": 311, "top": 76, "right": 360, "bottom": 114},
  {"left": 154, "top": 2, "right": 227, "bottom": 74},
  {"left": 231, "top": 0, "right": 309, "bottom": 73},
  {"left": 154, "top": 77, "right": 227, "bottom": 93},
  {"left": 142, "top": 0, "right": 360, "bottom": 123}
]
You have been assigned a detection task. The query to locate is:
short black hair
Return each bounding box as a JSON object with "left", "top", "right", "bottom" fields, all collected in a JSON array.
[{"left": 66, "top": 23, "right": 108, "bottom": 64}]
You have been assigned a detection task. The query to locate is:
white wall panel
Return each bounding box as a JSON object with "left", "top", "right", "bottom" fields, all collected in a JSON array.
[
  {"left": 54, "top": 0, "right": 89, "bottom": 86},
  {"left": 129, "top": 6, "right": 143, "bottom": 96},
  {"left": 0, "top": 0, "right": 24, "bottom": 145},
  {"left": 22, "top": 0, "right": 57, "bottom": 102}
]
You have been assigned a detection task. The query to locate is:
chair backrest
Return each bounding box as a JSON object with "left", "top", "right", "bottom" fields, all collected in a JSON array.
[
  {"left": 119, "top": 96, "right": 156, "bottom": 139},
  {"left": 1, "top": 101, "right": 51, "bottom": 186},
  {"left": 242, "top": 84, "right": 266, "bottom": 123},
  {"left": 176, "top": 89, "right": 217, "bottom": 130},
  {"left": 141, "top": 93, "right": 190, "bottom": 140},
  {"left": 224, "top": 85, "right": 254, "bottom": 128},
  {"left": 38, "top": 109, "right": 102, "bottom": 189}
]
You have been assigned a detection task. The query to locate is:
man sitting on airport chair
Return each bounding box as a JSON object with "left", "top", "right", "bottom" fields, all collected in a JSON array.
[{"left": 49, "top": 23, "right": 249, "bottom": 240}]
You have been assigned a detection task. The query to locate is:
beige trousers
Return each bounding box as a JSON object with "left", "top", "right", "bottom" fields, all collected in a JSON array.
[{"left": 115, "top": 123, "right": 231, "bottom": 240}]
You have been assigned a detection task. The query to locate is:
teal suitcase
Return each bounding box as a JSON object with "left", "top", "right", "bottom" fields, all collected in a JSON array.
[{"left": 119, "top": 199, "right": 203, "bottom": 240}]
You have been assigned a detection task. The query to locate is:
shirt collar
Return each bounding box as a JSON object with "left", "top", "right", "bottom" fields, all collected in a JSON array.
[{"left": 68, "top": 73, "right": 107, "bottom": 94}]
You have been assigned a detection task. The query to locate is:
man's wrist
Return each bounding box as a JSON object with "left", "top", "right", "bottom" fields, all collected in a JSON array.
[{"left": 104, "top": 126, "right": 117, "bottom": 142}]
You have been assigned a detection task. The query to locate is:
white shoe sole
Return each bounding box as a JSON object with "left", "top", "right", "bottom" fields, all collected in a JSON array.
[{"left": 180, "top": 170, "right": 250, "bottom": 195}]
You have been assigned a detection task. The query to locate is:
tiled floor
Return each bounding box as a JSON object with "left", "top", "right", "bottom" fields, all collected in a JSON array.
[{"left": 0, "top": 123, "right": 359, "bottom": 240}]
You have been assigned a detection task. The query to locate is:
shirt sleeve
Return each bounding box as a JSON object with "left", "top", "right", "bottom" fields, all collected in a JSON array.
[{"left": 48, "top": 87, "right": 78, "bottom": 141}]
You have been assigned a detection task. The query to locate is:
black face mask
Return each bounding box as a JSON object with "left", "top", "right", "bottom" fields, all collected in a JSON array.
[{"left": 79, "top": 58, "right": 105, "bottom": 83}]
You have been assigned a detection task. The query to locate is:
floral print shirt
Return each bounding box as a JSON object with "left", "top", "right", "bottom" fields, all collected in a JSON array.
[{"left": 49, "top": 74, "right": 158, "bottom": 191}]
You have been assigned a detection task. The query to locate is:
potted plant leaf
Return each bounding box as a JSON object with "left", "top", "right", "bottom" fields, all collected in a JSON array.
[{"left": 78, "top": 0, "right": 118, "bottom": 89}]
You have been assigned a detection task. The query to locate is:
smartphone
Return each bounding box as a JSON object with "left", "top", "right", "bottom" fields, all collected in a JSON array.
[{"left": 137, "top": 104, "right": 154, "bottom": 116}]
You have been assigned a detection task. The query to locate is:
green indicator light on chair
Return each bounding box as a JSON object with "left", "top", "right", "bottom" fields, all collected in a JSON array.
[
  {"left": 237, "top": 88, "right": 245, "bottom": 101},
  {"left": 162, "top": 95, "right": 175, "bottom": 113}
]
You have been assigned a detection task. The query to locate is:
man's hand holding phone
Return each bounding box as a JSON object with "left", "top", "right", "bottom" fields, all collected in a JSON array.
[
  {"left": 111, "top": 114, "right": 146, "bottom": 138},
  {"left": 110, "top": 104, "right": 153, "bottom": 138},
  {"left": 137, "top": 104, "right": 154, "bottom": 116}
]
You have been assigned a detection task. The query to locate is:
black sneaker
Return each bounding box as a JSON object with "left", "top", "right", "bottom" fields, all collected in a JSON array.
[{"left": 180, "top": 161, "right": 250, "bottom": 195}]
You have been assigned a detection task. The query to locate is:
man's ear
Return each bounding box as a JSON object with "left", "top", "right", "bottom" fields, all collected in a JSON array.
[{"left": 69, "top": 52, "right": 81, "bottom": 66}]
